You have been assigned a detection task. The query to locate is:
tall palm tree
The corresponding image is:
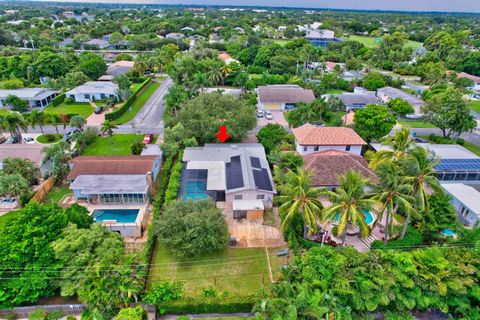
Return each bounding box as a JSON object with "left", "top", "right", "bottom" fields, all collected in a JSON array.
[
  {"left": 208, "top": 67, "right": 223, "bottom": 86},
  {"left": 399, "top": 146, "right": 440, "bottom": 239},
  {"left": 219, "top": 64, "right": 233, "bottom": 86},
  {"left": 101, "top": 120, "right": 117, "bottom": 143},
  {"left": 369, "top": 127, "right": 415, "bottom": 170},
  {"left": 276, "top": 168, "right": 324, "bottom": 237},
  {"left": 322, "top": 170, "right": 378, "bottom": 245},
  {"left": 193, "top": 72, "right": 210, "bottom": 92},
  {"left": 29, "top": 110, "right": 45, "bottom": 134},
  {"left": 371, "top": 162, "right": 416, "bottom": 244},
  {"left": 0, "top": 174, "right": 30, "bottom": 203},
  {"left": 47, "top": 113, "right": 60, "bottom": 134},
  {"left": 1, "top": 112, "right": 28, "bottom": 141}
]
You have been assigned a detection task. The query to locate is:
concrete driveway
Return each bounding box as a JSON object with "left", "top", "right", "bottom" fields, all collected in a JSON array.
[{"left": 257, "top": 111, "right": 289, "bottom": 127}]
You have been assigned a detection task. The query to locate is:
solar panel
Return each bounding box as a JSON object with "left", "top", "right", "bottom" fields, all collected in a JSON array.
[
  {"left": 250, "top": 157, "right": 261, "bottom": 168},
  {"left": 226, "top": 156, "right": 244, "bottom": 190},
  {"left": 253, "top": 168, "right": 273, "bottom": 191},
  {"left": 436, "top": 159, "right": 480, "bottom": 171}
]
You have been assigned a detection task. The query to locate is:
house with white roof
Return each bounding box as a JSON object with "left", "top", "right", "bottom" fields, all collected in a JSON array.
[
  {"left": 182, "top": 144, "right": 276, "bottom": 220},
  {"left": 376, "top": 86, "right": 424, "bottom": 118},
  {"left": 291, "top": 124, "right": 367, "bottom": 156},
  {"left": 441, "top": 183, "right": 480, "bottom": 226},
  {"left": 66, "top": 81, "right": 119, "bottom": 102},
  {"left": 0, "top": 88, "right": 58, "bottom": 109}
]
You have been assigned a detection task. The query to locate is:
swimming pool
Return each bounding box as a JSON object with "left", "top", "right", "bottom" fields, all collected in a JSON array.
[
  {"left": 333, "top": 210, "right": 375, "bottom": 225},
  {"left": 182, "top": 180, "right": 209, "bottom": 200},
  {"left": 92, "top": 209, "right": 139, "bottom": 223},
  {"left": 441, "top": 228, "right": 457, "bottom": 237}
]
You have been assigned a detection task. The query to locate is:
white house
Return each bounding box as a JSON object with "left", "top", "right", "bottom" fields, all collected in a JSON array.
[
  {"left": 441, "top": 183, "right": 480, "bottom": 226},
  {"left": 456, "top": 72, "right": 480, "bottom": 96},
  {"left": 291, "top": 124, "right": 366, "bottom": 156},
  {"left": 66, "top": 81, "right": 119, "bottom": 102},
  {"left": 0, "top": 88, "right": 58, "bottom": 109}
]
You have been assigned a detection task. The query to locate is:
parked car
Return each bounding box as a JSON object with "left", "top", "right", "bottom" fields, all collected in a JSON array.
[
  {"left": 6, "top": 136, "right": 20, "bottom": 144},
  {"left": 264, "top": 110, "right": 273, "bottom": 120},
  {"left": 143, "top": 134, "right": 153, "bottom": 144},
  {"left": 62, "top": 128, "right": 81, "bottom": 142},
  {"left": 23, "top": 136, "right": 35, "bottom": 144},
  {"left": 95, "top": 105, "right": 105, "bottom": 114},
  {"left": 256, "top": 109, "right": 264, "bottom": 118}
]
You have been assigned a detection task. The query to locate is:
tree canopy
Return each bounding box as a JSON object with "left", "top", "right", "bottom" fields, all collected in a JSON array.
[{"left": 353, "top": 104, "right": 397, "bottom": 142}]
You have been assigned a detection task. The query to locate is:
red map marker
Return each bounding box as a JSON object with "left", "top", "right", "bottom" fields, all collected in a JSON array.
[{"left": 215, "top": 125, "right": 230, "bottom": 142}]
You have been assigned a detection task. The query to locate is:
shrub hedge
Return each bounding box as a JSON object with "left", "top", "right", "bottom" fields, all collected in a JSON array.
[
  {"left": 50, "top": 93, "right": 65, "bottom": 107},
  {"left": 161, "top": 297, "right": 254, "bottom": 314},
  {"left": 370, "top": 227, "right": 424, "bottom": 250},
  {"left": 106, "top": 78, "right": 151, "bottom": 121},
  {"left": 164, "top": 152, "right": 184, "bottom": 205}
]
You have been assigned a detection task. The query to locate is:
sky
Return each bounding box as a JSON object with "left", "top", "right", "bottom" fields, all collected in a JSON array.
[{"left": 39, "top": 0, "right": 480, "bottom": 13}]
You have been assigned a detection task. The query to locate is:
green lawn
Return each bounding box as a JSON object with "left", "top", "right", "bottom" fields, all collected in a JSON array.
[
  {"left": 0, "top": 210, "right": 17, "bottom": 231},
  {"left": 271, "top": 39, "right": 291, "bottom": 46},
  {"left": 44, "top": 186, "right": 71, "bottom": 204},
  {"left": 147, "top": 241, "right": 287, "bottom": 301},
  {"left": 323, "top": 89, "right": 346, "bottom": 94},
  {"left": 397, "top": 119, "right": 437, "bottom": 128},
  {"left": 463, "top": 141, "right": 480, "bottom": 157},
  {"left": 82, "top": 134, "right": 142, "bottom": 156},
  {"left": 44, "top": 102, "right": 94, "bottom": 118},
  {"left": 37, "top": 134, "right": 62, "bottom": 144},
  {"left": 345, "top": 35, "right": 422, "bottom": 49},
  {"left": 112, "top": 81, "right": 161, "bottom": 125},
  {"left": 468, "top": 100, "right": 480, "bottom": 113}
]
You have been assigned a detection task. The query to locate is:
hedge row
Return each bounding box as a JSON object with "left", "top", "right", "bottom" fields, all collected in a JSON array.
[
  {"left": 161, "top": 297, "right": 254, "bottom": 314},
  {"left": 105, "top": 78, "right": 152, "bottom": 121},
  {"left": 164, "top": 154, "right": 183, "bottom": 205},
  {"left": 50, "top": 93, "right": 66, "bottom": 107}
]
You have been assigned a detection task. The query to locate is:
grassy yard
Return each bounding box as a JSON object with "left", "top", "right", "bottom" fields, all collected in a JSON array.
[
  {"left": 44, "top": 186, "right": 71, "bottom": 204},
  {"left": 82, "top": 134, "right": 142, "bottom": 156},
  {"left": 345, "top": 35, "right": 422, "bottom": 49},
  {"left": 397, "top": 119, "right": 437, "bottom": 128},
  {"left": 469, "top": 100, "right": 480, "bottom": 113},
  {"left": 113, "top": 81, "right": 161, "bottom": 125},
  {"left": 323, "top": 89, "right": 346, "bottom": 94},
  {"left": 463, "top": 141, "right": 480, "bottom": 157},
  {"left": 37, "top": 134, "right": 62, "bottom": 144},
  {"left": 147, "top": 241, "right": 287, "bottom": 301},
  {"left": 44, "top": 102, "right": 94, "bottom": 118}
]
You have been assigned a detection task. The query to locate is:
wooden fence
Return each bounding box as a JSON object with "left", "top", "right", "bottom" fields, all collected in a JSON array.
[
  {"left": 0, "top": 304, "right": 156, "bottom": 319},
  {"left": 31, "top": 176, "right": 55, "bottom": 203}
]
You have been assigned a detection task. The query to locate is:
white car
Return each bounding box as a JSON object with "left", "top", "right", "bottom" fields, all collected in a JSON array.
[
  {"left": 23, "top": 136, "right": 36, "bottom": 144},
  {"left": 256, "top": 109, "right": 264, "bottom": 118},
  {"left": 264, "top": 110, "right": 273, "bottom": 120}
]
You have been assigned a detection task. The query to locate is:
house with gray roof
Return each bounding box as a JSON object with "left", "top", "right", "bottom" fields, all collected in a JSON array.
[
  {"left": 257, "top": 85, "right": 315, "bottom": 111},
  {"left": 82, "top": 38, "right": 110, "bottom": 50},
  {"left": 334, "top": 92, "right": 380, "bottom": 111},
  {"left": 0, "top": 88, "right": 58, "bottom": 109},
  {"left": 376, "top": 86, "right": 424, "bottom": 118},
  {"left": 66, "top": 81, "right": 119, "bottom": 102},
  {"left": 182, "top": 144, "right": 276, "bottom": 220}
]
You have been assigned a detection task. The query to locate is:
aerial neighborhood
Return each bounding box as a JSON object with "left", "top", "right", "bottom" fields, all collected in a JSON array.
[{"left": 0, "top": 2, "right": 479, "bottom": 320}]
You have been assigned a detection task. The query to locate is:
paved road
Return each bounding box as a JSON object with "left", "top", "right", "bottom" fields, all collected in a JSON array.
[
  {"left": 118, "top": 78, "right": 173, "bottom": 134},
  {"left": 408, "top": 128, "right": 480, "bottom": 146},
  {"left": 25, "top": 77, "right": 173, "bottom": 136}
]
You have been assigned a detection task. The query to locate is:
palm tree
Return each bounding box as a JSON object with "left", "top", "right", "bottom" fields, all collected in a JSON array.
[
  {"left": 233, "top": 71, "right": 249, "bottom": 93},
  {"left": 322, "top": 170, "right": 378, "bottom": 245},
  {"left": 193, "top": 72, "right": 210, "bottom": 92},
  {"left": 69, "top": 115, "right": 86, "bottom": 130},
  {"left": 276, "top": 168, "right": 324, "bottom": 237},
  {"left": 371, "top": 162, "right": 416, "bottom": 244},
  {"left": 219, "top": 64, "right": 233, "bottom": 86},
  {"left": 47, "top": 113, "right": 60, "bottom": 134},
  {"left": 208, "top": 67, "right": 223, "bottom": 86},
  {"left": 369, "top": 127, "right": 415, "bottom": 170},
  {"left": 0, "top": 112, "right": 28, "bottom": 141},
  {"left": 399, "top": 146, "right": 440, "bottom": 239},
  {"left": 42, "top": 141, "right": 71, "bottom": 181},
  {"left": 0, "top": 173, "right": 30, "bottom": 203},
  {"left": 29, "top": 110, "right": 45, "bottom": 134},
  {"left": 101, "top": 120, "right": 117, "bottom": 143}
]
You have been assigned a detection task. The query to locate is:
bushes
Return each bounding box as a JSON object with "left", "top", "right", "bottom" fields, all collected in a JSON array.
[
  {"left": 161, "top": 297, "right": 254, "bottom": 314},
  {"left": 113, "top": 307, "right": 146, "bottom": 320},
  {"left": 370, "top": 227, "right": 423, "bottom": 250},
  {"left": 106, "top": 78, "right": 151, "bottom": 121},
  {"left": 428, "top": 134, "right": 465, "bottom": 146},
  {"left": 164, "top": 153, "right": 183, "bottom": 204},
  {"left": 50, "top": 93, "right": 65, "bottom": 107}
]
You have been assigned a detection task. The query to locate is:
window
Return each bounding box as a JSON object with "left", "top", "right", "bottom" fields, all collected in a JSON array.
[
  {"left": 303, "top": 146, "right": 308, "bottom": 152},
  {"left": 234, "top": 195, "right": 243, "bottom": 200},
  {"left": 345, "top": 145, "right": 351, "bottom": 151},
  {"left": 256, "top": 195, "right": 265, "bottom": 200},
  {"left": 84, "top": 94, "right": 90, "bottom": 100},
  {"left": 100, "top": 93, "right": 106, "bottom": 99},
  {"left": 313, "top": 145, "right": 319, "bottom": 151}
]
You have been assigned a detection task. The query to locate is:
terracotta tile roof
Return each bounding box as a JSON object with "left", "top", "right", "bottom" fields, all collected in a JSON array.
[
  {"left": 292, "top": 124, "right": 366, "bottom": 146},
  {"left": 303, "top": 150, "right": 378, "bottom": 187},
  {"left": 258, "top": 85, "right": 315, "bottom": 104},
  {"left": 67, "top": 155, "right": 158, "bottom": 180},
  {"left": 218, "top": 53, "right": 233, "bottom": 61}
]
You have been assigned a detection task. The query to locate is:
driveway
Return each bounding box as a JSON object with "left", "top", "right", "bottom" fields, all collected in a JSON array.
[{"left": 257, "top": 111, "right": 289, "bottom": 127}]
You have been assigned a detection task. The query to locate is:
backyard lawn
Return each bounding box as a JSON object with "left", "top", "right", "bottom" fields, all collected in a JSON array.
[
  {"left": 82, "top": 134, "right": 142, "bottom": 156},
  {"left": 345, "top": 35, "right": 422, "bottom": 49},
  {"left": 469, "top": 100, "right": 480, "bottom": 113},
  {"left": 44, "top": 102, "right": 94, "bottom": 118},
  {"left": 0, "top": 210, "right": 17, "bottom": 231},
  {"left": 397, "top": 119, "right": 437, "bottom": 128},
  {"left": 113, "top": 81, "right": 161, "bottom": 125},
  {"left": 463, "top": 141, "right": 480, "bottom": 157},
  {"left": 147, "top": 241, "right": 288, "bottom": 302},
  {"left": 45, "top": 186, "right": 72, "bottom": 204}
]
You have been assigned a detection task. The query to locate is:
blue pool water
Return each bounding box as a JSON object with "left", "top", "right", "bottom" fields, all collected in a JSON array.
[
  {"left": 441, "top": 228, "right": 457, "bottom": 237},
  {"left": 182, "top": 180, "right": 209, "bottom": 200},
  {"left": 333, "top": 210, "right": 374, "bottom": 225},
  {"left": 92, "top": 209, "right": 139, "bottom": 223}
]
